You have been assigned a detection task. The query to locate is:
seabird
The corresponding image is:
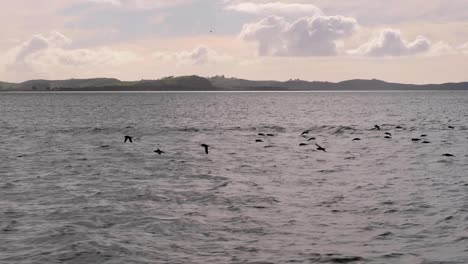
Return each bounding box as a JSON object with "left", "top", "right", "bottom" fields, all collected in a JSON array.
[
  {"left": 422, "top": 141, "right": 431, "bottom": 144},
  {"left": 421, "top": 134, "right": 427, "bottom": 137},
  {"left": 385, "top": 132, "right": 392, "bottom": 136},
  {"left": 395, "top": 126, "right": 403, "bottom": 129},
  {"left": 352, "top": 138, "right": 361, "bottom": 141},
  {"left": 154, "top": 149, "right": 165, "bottom": 155},
  {"left": 307, "top": 137, "right": 316, "bottom": 141},
  {"left": 442, "top": 153, "right": 455, "bottom": 157},
  {"left": 258, "top": 133, "right": 265, "bottom": 136},
  {"left": 124, "top": 136, "right": 133, "bottom": 143},
  {"left": 316, "top": 143, "right": 327, "bottom": 152},
  {"left": 412, "top": 138, "right": 421, "bottom": 142},
  {"left": 201, "top": 144, "right": 210, "bottom": 154},
  {"left": 384, "top": 136, "right": 392, "bottom": 139},
  {"left": 266, "top": 134, "right": 275, "bottom": 137},
  {"left": 301, "top": 130, "right": 311, "bottom": 136},
  {"left": 374, "top": 125, "right": 381, "bottom": 131},
  {"left": 448, "top": 126, "right": 455, "bottom": 129},
  {"left": 299, "top": 143, "right": 308, "bottom": 146},
  {"left": 256, "top": 139, "right": 263, "bottom": 143}
]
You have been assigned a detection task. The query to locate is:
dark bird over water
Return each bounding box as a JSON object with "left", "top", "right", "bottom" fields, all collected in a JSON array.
[
  {"left": 299, "top": 143, "right": 308, "bottom": 146},
  {"left": 385, "top": 132, "right": 392, "bottom": 136},
  {"left": 395, "top": 126, "right": 403, "bottom": 129},
  {"left": 124, "top": 136, "right": 133, "bottom": 143},
  {"left": 316, "top": 144, "right": 327, "bottom": 152},
  {"left": 301, "top": 130, "right": 310, "bottom": 135},
  {"left": 307, "top": 137, "right": 316, "bottom": 141},
  {"left": 384, "top": 136, "right": 392, "bottom": 139},
  {"left": 421, "top": 134, "right": 427, "bottom": 137},
  {"left": 412, "top": 138, "right": 421, "bottom": 142},
  {"left": 258, "top": 133, "right": 265, "bottom": 136},
  {"left": 256, "top": 139, "right": 263, "bottom": 143},
  {"left": 442, "top": 153, "right": 455, "bottom": 157},
  {"left": 266, "top": 134, "right": 275, "bottom": 137},
  {"left": 154, "top": 149, "right": 165, "bottom": 155},
  {"left": 374, "top": 125, "right": 381, "bottom": 131},
  {"left": 201, "top": 144, "right": 210, "bottom": 154},
  {"left": 422, "top": 141, "right": 431, "bottom": 144},
  {"left": 448, "top": 126, "right": 455, "bottom": 129},
  {"left": 352, "top": 138, "right": 361, "bottom": 141}
]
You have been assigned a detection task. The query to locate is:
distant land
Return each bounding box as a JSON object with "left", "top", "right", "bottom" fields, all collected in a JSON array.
[{"left": 1, "top": 75, "right": 468, "bottom": 91}]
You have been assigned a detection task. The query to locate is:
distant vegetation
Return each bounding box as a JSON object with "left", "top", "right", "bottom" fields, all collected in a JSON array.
[{"left": 1, "top": 75, "right": 467, "bottom": 91}]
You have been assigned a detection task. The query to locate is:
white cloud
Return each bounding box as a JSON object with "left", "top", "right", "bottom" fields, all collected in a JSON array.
[
  {"left": 351, "top": 29, "right": 432, "bottom": 57},
  {"left": 153, "top": 45, "right": 231, "bottom": 65},
  {"left": 460, "top": 42, "right": 468, "bottom": 55},
  {"left": 240, "top": 15, "right": 358, "bottom": 56},
  {"left": 226, "top": 2, "right": 323, "bottom": 17},
  {"left": 3, "top": 31, "right": 138, "bottom": 78}
]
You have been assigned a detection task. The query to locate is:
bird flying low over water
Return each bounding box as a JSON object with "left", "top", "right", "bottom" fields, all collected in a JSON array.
[
  {"left": 301, "top": 130, "right": 311, "bottom": 136},
  {"left": 316, "top": 144, "right": 327, "bottom": 152},
  {"left": 266, "top": 134, "right": 275, "bottom": 137},
  {"left": 307, "top": 137, "right": 316, "bottom": 141},
  {"left": 154, "top": 149, "right": 165, "bottom": 155},
  {"left": 448, "top": 126, "right": 455, "bottom": 129},
  {"left": 374, "top": 125, "right": 381, "bottom": 131},
  {"left": 256, "top": 139, "right": 263, "bottom": 143},
  {"left": 385, "top": 132, "right": 392, "bottom": 136},
  {"left": 442, "top": 153, "right": 455, "bottom": 157},
  {"left": 124, "top": 136, "right": 133, "bottom": 143},
  {"left": 258, "top": 133, "right": 265, "bottom": 136},
  {"left": 352, "top": 138, "right": 361, "bottom": 141},
  {"left": 411, "top": 138, "right": 421, "bottom": 142},
  {"left": 201, "top": 144, "right": 210, "bottom": 154}
]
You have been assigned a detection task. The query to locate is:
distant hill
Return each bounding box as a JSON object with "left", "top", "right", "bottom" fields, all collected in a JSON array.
[{"left": 1, "top": 75, "right": 467, "bottom": 91}]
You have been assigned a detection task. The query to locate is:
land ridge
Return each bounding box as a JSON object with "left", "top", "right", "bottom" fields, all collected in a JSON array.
[{"left": 1, "top": 75, "right": 468, "bottom": 91}]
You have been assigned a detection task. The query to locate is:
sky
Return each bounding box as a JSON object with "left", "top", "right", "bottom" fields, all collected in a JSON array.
[{"left": 0, "top": 0, "right": 467, "bottom": 84}]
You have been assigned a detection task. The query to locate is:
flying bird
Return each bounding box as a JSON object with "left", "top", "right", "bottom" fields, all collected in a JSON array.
[
  {"left": 385, "top": 132, "right": 392, "bottom": 136},
  {"left": 374, "top": 125, "right": 381, "bottom": 131},
  {"left": 124, "top": 136, "right": 133, "bottom": 143},
  {"left": 154, "top": 149, "right": 165, "bottom": 155},
  {"left": 307, "top": 137, "right": 316, "bottom": 141},
  {"left": 201, "top": 144, "right": 210, "bottom": 154},
  {"left": 316, "top": 144, "right": 327, "bottom": 152}
]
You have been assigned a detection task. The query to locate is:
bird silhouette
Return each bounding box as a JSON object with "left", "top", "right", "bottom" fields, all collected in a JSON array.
[
  {"left": 124, "top": 136, "right": 133, "bottom": 143},
  {"left": 316, "top": 144, "right": 327, "bottom": 152},
  {"left": 154, "top": 149, "right": 165, "bottom": 155},
  {"left": 385, "top": 132, "right": 392, "bottom": 136},
  {"left": 201, "top": 144, "right": 210, "bottom": 154},
  {"left": 307, "top": 137, "right": 316, "bottom": 141},
  {"left": 374, "top": 125, "right": 381, "bottom": 131}
]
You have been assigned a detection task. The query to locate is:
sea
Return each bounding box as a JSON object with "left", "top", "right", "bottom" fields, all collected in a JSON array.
[{"left": 1, "top": 91, "right": 467, "bottom": 264}]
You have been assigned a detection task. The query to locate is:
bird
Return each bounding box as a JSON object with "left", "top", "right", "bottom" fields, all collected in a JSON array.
[
  {"left": 307, "top": 137, "right": 316, "bottom": 141},
  {"left": 301, "top": 130, "right": 311, "bottom": 136},
  {"left": 420, "top": 134, "right": 428, "bottom": 137},
  {"left": 442, "top": 153, "right": 455, "bottom": 157},
  {"left": 258, "top": 133, "right": 265, "bottom": 136},
  {"left": 316, "top": 144, "right": 327, "bottom": 152},
  {"left": 266, "top": 134, "right": 275, "bottom": 137},
  {"left": 201, "top": 144, "right": 210, "bottom": 154},
  {"left": 395, "top": 126, "right": 403, "bottom": 129},
  {"left": 352, "top": 138, "right": 361, "bottom": 141},
  {"left": 154, "top": 149, "right": 165, "bottom": 155},
  {"left": 299, "top": 143, "right": 308, "bottom": 146},
  {"left": 422, "top": 141, "right": 431, "bottom": 144},
  {"left": 448, "top": 126, "right": 455, "bottom": 129},
  {"left": 411, "top": 138, "right": 421, "bottom": 142},
  {"left": 385, "top": 132, "right": 392, "bottom": 136},
  {"left": 374, "top": 125, "right": 381, "bottom": 131},
  {"left": 124, "top": 136, "right": 133, "bottom": 143},
  {"left": 256, "top": 139, "right": 263, "bottom": 143},
  {"left": 384, "top": 136, "right": 392, "bottom": 139}
]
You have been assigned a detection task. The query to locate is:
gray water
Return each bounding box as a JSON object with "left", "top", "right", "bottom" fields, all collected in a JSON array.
[{"left": 1, "top": 91, "right": 468, "bottom": 264}]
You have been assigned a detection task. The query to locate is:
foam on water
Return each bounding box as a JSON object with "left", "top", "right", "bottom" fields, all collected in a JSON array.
[{"left": 1, "top": 91, "right": 468, "bottom": 263}]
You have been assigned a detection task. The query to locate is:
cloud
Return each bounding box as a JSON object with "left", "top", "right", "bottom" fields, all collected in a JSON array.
[
  {"left": 240, "top": 15, "right": 358, "bottom": 56},
  {"left": 226, "top": 2, "right": 323, "bottom": 17},
  {"left": 351, "top": 29, "right": 432, "bottom": 57},
  {"left": 3, "top": 31, "right": 137, "bottom": 77},
  {"left": 153, "top": 45, "right": 231, "bottom": 65},
  {"left": 460, "top": 42, "right": 468, "bottom": 55}
]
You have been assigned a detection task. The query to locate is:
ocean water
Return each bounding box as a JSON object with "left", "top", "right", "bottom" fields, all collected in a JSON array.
[{"left": 1, "top": 91, "right": 468, "bottom": 264}]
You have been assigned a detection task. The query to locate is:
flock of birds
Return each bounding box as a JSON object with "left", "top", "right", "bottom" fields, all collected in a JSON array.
[{"left": 122, "top": 124, "right": 458, "bottom": 158}]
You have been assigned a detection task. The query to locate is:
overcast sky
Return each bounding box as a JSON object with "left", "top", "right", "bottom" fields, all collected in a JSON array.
[{"left": 1, "top": 0, "right": 467, "bottom": 83}]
